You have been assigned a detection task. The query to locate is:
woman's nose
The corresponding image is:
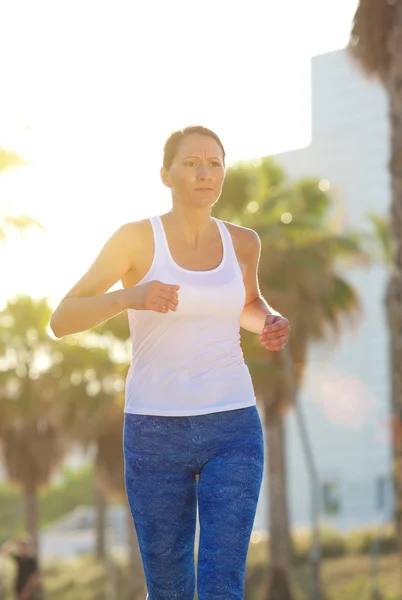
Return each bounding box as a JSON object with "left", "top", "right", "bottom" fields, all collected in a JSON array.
[{"left": 197, "top": 164, "right": 211, "bottom": 179}]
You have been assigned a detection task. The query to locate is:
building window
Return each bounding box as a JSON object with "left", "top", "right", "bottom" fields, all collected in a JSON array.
[{"left": 322, "top": 481, "right": 341, "bottom": 516}]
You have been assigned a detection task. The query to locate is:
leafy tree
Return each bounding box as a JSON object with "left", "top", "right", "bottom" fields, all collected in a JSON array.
[
  {"left": 0, "top": 296, "right": 122, "bottom": 556},
  {"left": 0, "top": 296, "right": 65, "bottom": 551},
  {"left": 66, "top": 316, "right": 146, "bottom": 599},
  {"left": 348, "top": 0, "right": 402, "bottom": 561}
]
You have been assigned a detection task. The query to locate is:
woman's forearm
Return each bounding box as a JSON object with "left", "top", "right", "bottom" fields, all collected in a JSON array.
[
  {"left": 50, "top": 288, "right": 130, "bottom": 338},
  {"left": 239, "top": 297, "right": 281, "bottom": 334}
]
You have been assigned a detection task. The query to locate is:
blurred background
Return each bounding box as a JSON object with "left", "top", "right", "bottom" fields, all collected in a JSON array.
[{"left": 1, "top": 0, "right": 401, "bottom": 598}]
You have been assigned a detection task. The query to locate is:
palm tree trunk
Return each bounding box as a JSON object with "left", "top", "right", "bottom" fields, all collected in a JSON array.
[
  {"left": 125, "top": 502, "right": 146, "bottom": 600},
  {"left": 386, "top": 277, "right": 402, "bottom": 548},
  {"left": 385, "top": 1, "right": 402, "bottom": 578},
  {"left": 294, "top": 399, "right": 323, "bottom": 600},
  {"left": 23, "top": 484, "right": 38, "bottom": 554},
  {"left": 265, "top": 412, "right": 292, "bottom": 574},
  {"left": 94, "top": 484, "right": 107, "bottom": 560}
]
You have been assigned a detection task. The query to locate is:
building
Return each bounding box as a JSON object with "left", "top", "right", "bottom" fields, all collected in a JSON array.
[{"left": 253, "top": 48, "right": 393, "bottom": 532}]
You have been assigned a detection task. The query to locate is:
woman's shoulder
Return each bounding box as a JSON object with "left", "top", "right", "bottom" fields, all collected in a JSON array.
[
  {"left": 115, "top": 218, "right": 155, "bottom": 248},
  {"left": 219, "top": 220, "right": 260, "bottom": 252},
  {"left": 117, "top": 217, "right": 152, "bottom": 236}
]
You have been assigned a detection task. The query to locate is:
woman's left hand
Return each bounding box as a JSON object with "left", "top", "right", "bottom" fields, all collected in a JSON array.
[{"left": 258, "top": 314, "right": 290, "bottom": 351}]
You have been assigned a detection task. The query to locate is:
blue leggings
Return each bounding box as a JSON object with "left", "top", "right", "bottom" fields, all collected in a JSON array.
[{"left": 123, "top": 405, "right": 264, "bottom": 600}]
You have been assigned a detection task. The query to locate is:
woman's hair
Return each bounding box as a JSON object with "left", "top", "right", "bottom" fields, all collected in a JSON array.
[{"left": 162, "top": 125, "right": 226, "bottom": 171}]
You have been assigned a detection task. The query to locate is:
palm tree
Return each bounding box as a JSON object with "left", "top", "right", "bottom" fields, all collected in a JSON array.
[
  {"left": 88, "top": 392, "right": 146, "bottom": 600},
  {"left": 0, "top": 295, "right": 116, "bottom": 553},
  {"left": 348, "top": 0, "right": 402, "bottom": 561},
  {"left": 0, "top": 292, "right": 136, "bottom": 579},
  {"left": 0, "top": 296, "right": 65, "bottom": 551},
  {"left": 54, "top": 325, "right": 126, "bottom": 551},
  {"left": 214, "top": 158, "right": 365, "bottom": 587},
  {"left": 65, "top": 316, "right": 146, "bottom": 599},
  {"left": 94, "top": 317, "right": 147, "bottom": 600}
]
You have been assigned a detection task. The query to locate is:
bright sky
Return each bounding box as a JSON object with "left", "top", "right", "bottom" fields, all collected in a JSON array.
[{"left": 0, "top": 0, "right": 359, "bottom": 308}]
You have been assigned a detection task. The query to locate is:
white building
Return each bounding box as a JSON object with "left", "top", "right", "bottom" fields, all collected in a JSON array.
[{"left": 254, "top": 48, "right": 393, "bottom": 532}]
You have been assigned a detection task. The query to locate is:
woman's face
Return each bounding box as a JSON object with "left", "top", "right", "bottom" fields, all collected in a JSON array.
[{"left": 161, "top": 133, "right": 226, "bottom": 208}]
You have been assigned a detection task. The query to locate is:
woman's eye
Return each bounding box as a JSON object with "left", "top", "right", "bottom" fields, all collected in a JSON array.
[{"left": 183, "top": 160, "right": 221, "bottom": 168}]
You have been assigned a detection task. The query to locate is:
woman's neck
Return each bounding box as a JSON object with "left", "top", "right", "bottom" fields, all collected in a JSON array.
[{"left": 164, "top": 206, "right": 214, "bottom": 249}]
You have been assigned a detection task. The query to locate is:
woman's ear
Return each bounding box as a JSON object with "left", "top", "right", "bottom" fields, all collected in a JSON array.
[{"left": 160, "top": 167, "right": 171, "bottom": 188}]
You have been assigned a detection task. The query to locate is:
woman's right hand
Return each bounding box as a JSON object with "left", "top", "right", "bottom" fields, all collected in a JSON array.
[{"left": 126, "top": 281, "right": 180, "bottom": 313}]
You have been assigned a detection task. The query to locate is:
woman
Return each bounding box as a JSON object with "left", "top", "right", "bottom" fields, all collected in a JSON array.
[{"left": 50, "top": 125, "right": 290, "bottom": 599}]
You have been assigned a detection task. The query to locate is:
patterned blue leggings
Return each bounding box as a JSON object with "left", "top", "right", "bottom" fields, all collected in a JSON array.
[{"left": 123, "top": 405, "right": 264, "bottom": 600}]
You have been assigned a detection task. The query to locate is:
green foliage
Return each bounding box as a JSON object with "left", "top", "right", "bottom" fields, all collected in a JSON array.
[
  {"left": 1, "top": 555, "right": 110, "bottom": 600},
  {"left": 0, "top": 294, "right": 129, "bottom": 543},
  {"left": 0, "top": 483, "right": 21, "bottom": 542},
  {"left": 366, "top": 212, "right": 393, "bottom": 265},
  {"left": 247, "top": 526, "right": 398, "bottom": 564},
  {"left": 0, "top": 296, "right": 67, "bottom": 494},
  {"left": 0, "top": 466, "right": 95, "bottom": 539},
  {"left": 1, "top": 548, "right": 399, "bottom": 600},
  {"left": 247, "top": 535, "right": 400, "bottom": 599},
  {"left": 346, "top": 525, "right": 397, "bottom": 556},
  {"left": 39, "top": 466, "right": 95, "bottom": 529},
  {"left": 293, "top": 529, "right": 348, "bottom": 564},
  {"left": 0, "top": 147, "right": 28, "bottom": 173}
]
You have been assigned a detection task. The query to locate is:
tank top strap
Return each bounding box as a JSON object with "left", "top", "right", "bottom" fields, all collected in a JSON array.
[
  {"left": 213, "top": 218, "right": 239, "bottom": 269},
  {"left": 149, "top": 216, "right": 169, "bottom": 266}
]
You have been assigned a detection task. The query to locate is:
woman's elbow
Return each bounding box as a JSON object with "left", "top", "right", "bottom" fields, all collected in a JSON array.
[
  {"left": 50, "top": 317, "right": 62, "bottom": 338},
  {"left": 49, "top": 308, "right": 67, "bottom": 338}
]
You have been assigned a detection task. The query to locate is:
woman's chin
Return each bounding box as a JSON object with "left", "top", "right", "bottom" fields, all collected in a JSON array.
[{"left": 192, "top": 194, "right": 219, "bottom": 206}]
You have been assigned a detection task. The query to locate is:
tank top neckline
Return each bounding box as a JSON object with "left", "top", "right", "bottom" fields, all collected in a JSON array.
[{"left": 156, "top": 215, "right": 227, "bottom": 275}]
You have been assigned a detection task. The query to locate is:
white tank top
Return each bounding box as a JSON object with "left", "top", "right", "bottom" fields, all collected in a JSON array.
[{"left": 124, "top": 215, "right": 256, "bottom": 416}]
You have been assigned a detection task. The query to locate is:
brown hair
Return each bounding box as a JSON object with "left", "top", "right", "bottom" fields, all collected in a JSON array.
[{"left": 163, "top": 125, "right": 226, "bottom": 170}]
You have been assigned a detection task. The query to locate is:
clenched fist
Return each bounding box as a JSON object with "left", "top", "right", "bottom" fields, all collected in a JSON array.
[
  {"left": 125, "top": 280, "right": 180, "bottom": 314},
  {"left": 258, "top": 314, "right": 290, "bottom": 351}
]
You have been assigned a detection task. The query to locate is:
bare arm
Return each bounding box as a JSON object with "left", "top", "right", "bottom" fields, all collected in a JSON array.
[
  {"left": 50, "top": 224, "right": 136, "bottom": 338},
  {"left": 236, "top": 227, "right": 290, "bottom": 351},
  {"left": 238, "top": 228, "right": 280, "bottom": 334},
  {"left": 50, "top": 221, "right": 180, "bottom": 338}
]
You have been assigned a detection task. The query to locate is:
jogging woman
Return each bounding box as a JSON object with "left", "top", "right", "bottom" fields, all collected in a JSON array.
[{"left": 50, "top": 125, "right": 290, "bottom": 599}]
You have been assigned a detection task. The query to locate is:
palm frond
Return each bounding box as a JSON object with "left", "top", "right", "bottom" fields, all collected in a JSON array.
[
  {"left": 366, "top": 211, "right": 393, "bottom": 264},
  {"left": 0, "top": 148, "right": 29, "bottom": 173},
  {"left": 0, "top": 214, "right": 46, "bottom": 244}
]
